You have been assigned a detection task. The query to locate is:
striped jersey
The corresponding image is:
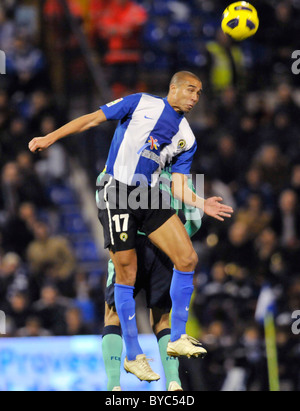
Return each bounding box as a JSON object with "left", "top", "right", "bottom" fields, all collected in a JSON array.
[{"left": 100, "top": 93, "right": 197, "bottom": 187}]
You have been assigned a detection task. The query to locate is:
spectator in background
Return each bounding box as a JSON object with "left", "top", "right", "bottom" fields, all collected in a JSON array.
[
  {"left": 230, "top": 324, "right": 267, "bottom": 391},
  {"left": 94, "top": 0, "right": 148, "bottom": 93},
  {"left": 17, "top": 316, "right": 52, "bottom": 337},
  {"left": 214, "top": 135, "right": 241, "bottom": 192},
  {"left": 32, "top": 284, "right": 72, "bottom": 335},
  {"left": 0, "top": 116, "right": 29, "bottom": 166},
  {"left": 236, "top": 114, "right": 259, "bottom": 158},
  {"left": 35, "top": 115, "right": 69, "bottom": 184},
  {"left": 26, "top": 221, "right": 76, "bottom": 298},
  {"left": 201, "top": 320, "right": 232, "bottom": 391},
  {"left": 25, "top": 90, "right": 61, "bottom": 136},
  {"left": 44, "top": 0, "right": 83, "bottom": 20},
  {"left": 214, "top": 221, "right": 258, "bottom": 276},
  {"left": 206, "top": 29, "right": 245, "bottom": 94},
  {"left": 61, "top": 306, "right": 92, "bottom": 336},
  {"left": 0, "top": 5, "right": 16, "bottom": 53},
  {"left": 253, "top": 144, "right": 289, "bottom": 196},
  {"left": 6, "top": 291, "right": 32, "bottom": 329},
  {"left": 266, "top": 2, "right": 299, "bottom": 82},
  {"left": 271, "top": 189, "right": 300, "bottom": 249},
  {"left": 235, "top": 193, "right": 271, "bottom": 239},
  {"left": 271, "top": 189, "right": 300, "bottom": 277},
  {"left": 16, "top": 151, "right": 53, "bottom": 209},
  {"left": 215, "top": 86, "right": 242, "bottom": 133},
  {"left": 236, "top": 166, "right": 274, "bottom": 212},
  {"left": 1, "top": 202, "right": 35, "bottom": 259},
  {"left": 274, "top": 83, "right": 300, "bottom": 123},
  {"left": 255, "top": 228, "right": 287, "bottom": 286},
  {"left": 290, "top": 164, "right": 300, "bottom": 201},
  {"left": 0, "top": 162, "right": 24, "bottom": 216},
  {"left": 0, "top": 252, "right": 29, "bottom": 311},
  {"left": 6, "top": 34, "right": 48, "bottom": 94}
]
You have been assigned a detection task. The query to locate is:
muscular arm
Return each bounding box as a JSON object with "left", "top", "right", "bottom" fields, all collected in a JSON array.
[
  {"left": 172, "top": 173, "right": 234, "bottom": 222},
  {"left": 28, "top": 109, "right": 107, "bottom": 153}
]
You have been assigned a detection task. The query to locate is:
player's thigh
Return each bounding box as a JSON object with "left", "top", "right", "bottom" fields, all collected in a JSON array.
[
  {"left": 109, "top": 249, "right": 138, "bottom": 286},
  {"left": 105, "top": 302, "right": 120, "bottom": 327},
  {"left": 148, "top": 214, "right": 198, "bottom": 271}
]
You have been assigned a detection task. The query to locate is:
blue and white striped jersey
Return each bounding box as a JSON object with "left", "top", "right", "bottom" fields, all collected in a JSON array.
[{"left": 100, "top": 93, "right": 197, "bottom": 186}]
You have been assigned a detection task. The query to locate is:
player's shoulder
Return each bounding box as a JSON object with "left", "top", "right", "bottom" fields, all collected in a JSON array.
[{"left": 138, "top": 93, "right": 164, "bottom": 104}]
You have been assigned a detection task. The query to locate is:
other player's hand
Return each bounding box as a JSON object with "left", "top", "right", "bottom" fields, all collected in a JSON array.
[
  {"left": 28, "top": 136, "right": 53, "bottom": 153},
  {"left": 204, "top": 197, "right": 234, "bottom": 222}
]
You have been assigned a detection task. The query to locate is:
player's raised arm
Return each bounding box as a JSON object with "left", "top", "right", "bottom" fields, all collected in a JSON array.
[
  {"left": 172, "top": 173, "right": 234, "bottom": 222},
  {"left": 28, "top": 109, "right": 107, "bottom": 153}
]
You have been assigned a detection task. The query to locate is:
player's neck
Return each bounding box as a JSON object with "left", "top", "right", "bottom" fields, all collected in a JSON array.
[{"left": 166, "top": 96, "right": 184, "bottom": 116}]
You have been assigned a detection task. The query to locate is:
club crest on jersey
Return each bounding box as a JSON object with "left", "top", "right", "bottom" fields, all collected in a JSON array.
[
  {"left": 107, "top": 98, "right": 123, "bottom": 107},
  {"left": 120, "top": 233, "right": 128, "bottom": 242},
  {"left": 178, "top": 139, "right": 187, "bottom": 150}
]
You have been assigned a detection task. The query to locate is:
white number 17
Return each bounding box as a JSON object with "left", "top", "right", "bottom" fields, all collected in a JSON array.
[{"left": 112, "top": 214, "right": 129, "bottom": 233}]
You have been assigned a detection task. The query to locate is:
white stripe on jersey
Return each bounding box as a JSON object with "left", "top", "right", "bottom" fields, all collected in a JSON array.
[{"left": 113, "top": 94, "right": 166, "bottom": 184}]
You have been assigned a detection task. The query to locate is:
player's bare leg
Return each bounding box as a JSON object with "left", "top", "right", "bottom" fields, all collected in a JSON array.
[
  {"left": 109, "top": 249, "right": 160, "bottom": 382},
  {"left": 148, "top": 214, "right": 198, "bottom": 272},
  {"left": 149, "top": 215, "right": 207, "bottom": 359}
]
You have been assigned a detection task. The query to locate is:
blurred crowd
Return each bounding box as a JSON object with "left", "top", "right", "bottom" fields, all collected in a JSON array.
[
  {"left": 1, "top": 0, "right": 300, "bottom": 391},
  {"left": 0, "top": 1, "right": 104, "bottom": 341}
]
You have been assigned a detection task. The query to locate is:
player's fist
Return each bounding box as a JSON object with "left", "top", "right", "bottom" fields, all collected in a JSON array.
[
  {"left": 28, "top": 136, "right": 53, "bottom": 153},
  {"left": 204, "top": 197, "right": 234, "bottom": 222}
]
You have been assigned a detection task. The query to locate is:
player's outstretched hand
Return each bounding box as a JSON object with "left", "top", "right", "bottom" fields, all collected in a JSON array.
[
  {"left": 204, "top": 197, "right": 234, "bottom": 222},
  {"left": 28, "top": 136, "right": 53, "bottom": 153}
]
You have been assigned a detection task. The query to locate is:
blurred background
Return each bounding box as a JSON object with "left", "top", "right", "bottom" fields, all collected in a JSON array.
[{"left": 1, "top": 0, "right": 300, "bottom": 391}]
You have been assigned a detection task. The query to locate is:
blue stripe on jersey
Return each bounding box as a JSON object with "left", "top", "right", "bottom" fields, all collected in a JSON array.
[
  {"left": 148, "top": 98, "right": 184, "bottom": 147},
  {"left": 134, "top": 98, "right": 185, "bottom": 184}
]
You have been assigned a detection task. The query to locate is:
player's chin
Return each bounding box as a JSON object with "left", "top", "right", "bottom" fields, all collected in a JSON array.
[{"left": 183, "top": 105, "right": 194, "bottom": 114}]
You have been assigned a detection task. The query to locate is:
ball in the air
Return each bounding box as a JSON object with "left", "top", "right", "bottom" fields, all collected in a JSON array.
[{"left": 221, "top": 1, "right": 259, "bottom": 41}]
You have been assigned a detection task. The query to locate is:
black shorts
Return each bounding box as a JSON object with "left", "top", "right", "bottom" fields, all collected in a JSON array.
[
  {"left": 97, "top": 176, "right": 176, "bottom": 253},
  {"left": 105, "top": 235, "right": 173, "bottom": 312}
]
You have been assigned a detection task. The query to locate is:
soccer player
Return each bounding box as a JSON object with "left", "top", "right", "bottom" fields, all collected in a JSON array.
[
  {"left": 102, "top": 169, "right": 202, "bottom": 391},
  {"left": 29, "top": 71, "right": 234, "bottom": 383}
]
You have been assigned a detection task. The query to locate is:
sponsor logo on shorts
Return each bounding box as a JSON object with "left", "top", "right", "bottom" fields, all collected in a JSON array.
[{"left": 120, "top": 232, "right": 129, "bottom": 242}]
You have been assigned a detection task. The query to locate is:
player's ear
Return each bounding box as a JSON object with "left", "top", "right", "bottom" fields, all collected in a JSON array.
[{"left": 169, "top": 83, "right": 177, "bottom": 95}]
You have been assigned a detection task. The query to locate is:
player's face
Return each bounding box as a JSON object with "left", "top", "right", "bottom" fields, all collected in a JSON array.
[{"left": 171, "top": 78, "right": 203, "bottom": 113}]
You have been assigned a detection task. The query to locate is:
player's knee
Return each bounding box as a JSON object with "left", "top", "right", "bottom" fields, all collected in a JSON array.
[{"left": 175, "top": 249, "right": 198, "bottom": 272}]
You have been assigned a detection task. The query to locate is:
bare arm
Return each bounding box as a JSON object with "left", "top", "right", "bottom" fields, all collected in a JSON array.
[
  {"left": 172, "top": 173, "right": 234, "bottom": 222},
  {"left": 28, "top": 109, "right": 107, "bottom": 153}
]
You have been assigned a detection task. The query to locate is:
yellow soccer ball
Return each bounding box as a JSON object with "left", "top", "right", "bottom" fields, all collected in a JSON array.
[{"left": 221, "top": 2, "right": 259, "bottom": 41}]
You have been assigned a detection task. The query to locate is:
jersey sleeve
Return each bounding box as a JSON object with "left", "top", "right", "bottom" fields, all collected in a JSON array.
[
  {"left": 100, "top": 94, "right": 142, "bottom": 121},
  {"left": 171, "top": 141, "right": 197, "bottom": 175}
]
